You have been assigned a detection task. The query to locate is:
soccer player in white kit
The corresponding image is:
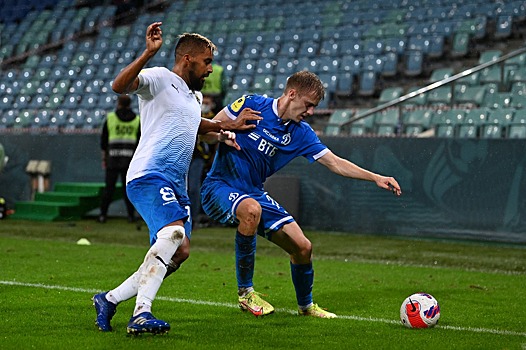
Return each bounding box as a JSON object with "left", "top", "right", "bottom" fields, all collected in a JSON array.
[{"left": 92, "top": 22, "right": 260, "bottom": 335}]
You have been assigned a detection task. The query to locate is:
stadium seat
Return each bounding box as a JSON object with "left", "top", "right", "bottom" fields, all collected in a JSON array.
[
  {"left": 374, "top": 109, "right": 400, "bottom": 135},
  {"left": 435, "top": 124, "right": 456, "bottom": 137},
  {"left": 404, "top": 51, "right": 423, "bottom": 76},
  {"left": 457, "top": 108, "right": 489, "bottom": 138},
  {"left": 432, "top": 109, "right": 466, "bottom": 127},
  {"left": 457, "top": 71, "right": 480, "bottom": 86},
  {"left": 507, "top": 124, "right": 526, "bottom": 138},
  {"left": 480, "top": 109, "right": 515, "bottom": 138},
  {"left": 402, "top": 86, "right": 428, "bottom": 106},
  {"left": 505, "top": 53, "right": 526, "bottom": 69},
  {"left": 450, "top": 32, "right": 470, "bottom": 58},
  {"left": 383, "top": 36, "right": 406, "bottom": 56},
  {"left": 479, "top": 66, "right": 506, "bottom": 85},
  {"left": 427, "top": 87, "right": 452, "bottom": 106},
  {"left": 479, "top": 50, "right": 502, "bottom": 64},
  {"left": 378, "top": 87, "right": 404, "bottom": 104},
  {"left": 325, "top": 109, "right": 353, "bottom": 136},
  {"left": 381, "top": 52, "right": 398, "bottom": 77},
  {"left": 508, "top": 69, "right": 526, "bottom": 84},
  {"left": 402, "top": 110, "right": 426, "bottom": 136},
  {"left": 347, "top": 109, "right": 375, "bottom": 135},
  {"left": 510, "top": 94, "right": 526, "bottom": 109},
  {"left": 454, "top": 85, "right": 487, "bottom": 106},
  {"left": 255, "top": 59, "right": 275, "bottom": 75},
  {"left": 335, "top": 72, "right": 354, "bottom": 96},
  {"left": 0, "top": 110, "right": 16, "bottom": 129},
  {"left": 318, "top": 72, "right": 338, "bottom": 95},
  {"left": 430, "top": 68, "right": 454, "bottom": 83},
  {"left": 494, "top": 15, "right": 513, "bottom": 39},
  {"left": 340, "top": 56, "right": 362, "bottom": 75},
  {"left": 317, "top": 56, "right": 339, "bottom": 74},
  {"left": 252, "top": 74, "right": 274, "bottom": 93},
  {"left": 358, "top": 71, "right": 377, "bottom": 96},
  {"left": 319, "top": 40, "right": 340, "bottom": 57},
  {"left": 484, "top": 92, "right": 513, "bottom": 109}
]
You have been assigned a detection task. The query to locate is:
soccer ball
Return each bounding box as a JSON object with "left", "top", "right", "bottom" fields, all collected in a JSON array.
[{"left": 400, "top": 293, "right": 440, "bottom": 328}]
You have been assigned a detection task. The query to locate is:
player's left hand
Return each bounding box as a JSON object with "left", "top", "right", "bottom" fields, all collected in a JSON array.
[
  {"left": 377, "top": 176, "right": 402, "bottom": 196},
  {"left": 218, "top": 130, "right": 240, "bottom": 150}
]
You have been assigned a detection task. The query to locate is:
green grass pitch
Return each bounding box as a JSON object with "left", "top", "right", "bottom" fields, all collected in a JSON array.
[{"left": 1, "top": 218, "right": 525, "bottom": 349}]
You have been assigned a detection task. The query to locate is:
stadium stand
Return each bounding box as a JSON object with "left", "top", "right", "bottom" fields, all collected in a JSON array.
[{"left": 0, "top": 0, "right": 525, "bottom": 139}]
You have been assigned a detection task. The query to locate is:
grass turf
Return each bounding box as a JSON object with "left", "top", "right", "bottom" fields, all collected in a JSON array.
[{"left": 0, "top": 218, "right": 525, "bottom": 349}]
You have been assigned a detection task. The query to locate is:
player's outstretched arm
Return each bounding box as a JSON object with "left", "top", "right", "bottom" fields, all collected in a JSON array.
[
  {"left": 317, "top": 150, "right": 402, "bottom": 196},
  {"left": 112, "top": 22, "right": 163, "bottom": 94},
  {"left": 198, "top": 107, "right": 262, "bottom": 144}
]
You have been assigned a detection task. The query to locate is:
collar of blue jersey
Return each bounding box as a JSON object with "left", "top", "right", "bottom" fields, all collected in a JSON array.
[{"left": 273, "top": 98, "right": 292, "bottom": 125}]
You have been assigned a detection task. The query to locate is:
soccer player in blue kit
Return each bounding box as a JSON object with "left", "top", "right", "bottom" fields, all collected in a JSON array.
[
  {"left": 92, "top": 22, "right": 260, "bottom": 335},
  {"left": 201, "top": 71, "right": 402, "bottom": 318}
]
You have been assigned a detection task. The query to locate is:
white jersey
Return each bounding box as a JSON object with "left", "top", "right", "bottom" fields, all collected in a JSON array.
[{"left": 126, "top": 67, "right": 202, "bottom": 197}]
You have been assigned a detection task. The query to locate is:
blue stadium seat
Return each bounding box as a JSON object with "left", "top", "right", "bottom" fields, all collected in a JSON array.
[
  {"left": 381, "top": 52, "right": 398, "bottom": 77},
  {"left": 404, "top": 51, "right": 423, "bottom": 76},
  {"left": 358, "top": 71, "right": 377, "bottom": 97},
  {"left": 495, "top": 15, "right": 513, "bottom": 39}
]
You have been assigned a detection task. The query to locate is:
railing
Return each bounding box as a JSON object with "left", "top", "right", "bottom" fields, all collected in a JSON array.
[{"left": 337, "top": 46, "right": 526, "bottom": 135}]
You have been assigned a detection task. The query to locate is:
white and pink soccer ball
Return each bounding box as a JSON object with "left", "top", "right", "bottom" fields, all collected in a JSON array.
[{"left": 400, "top": 293, "right": 441, "bottom": 328}]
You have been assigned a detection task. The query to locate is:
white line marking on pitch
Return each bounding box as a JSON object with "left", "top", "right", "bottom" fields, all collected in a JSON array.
[{"left": 2, "top": 280, "right": 525, "bottom": 338}]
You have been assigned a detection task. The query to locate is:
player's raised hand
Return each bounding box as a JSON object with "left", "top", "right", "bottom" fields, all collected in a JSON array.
[
  {"left": 146, "top": 22, "right": 163, "bottom": 54},
  {"left": 218, "top": 130, "right": 241, "bottom": 150}
]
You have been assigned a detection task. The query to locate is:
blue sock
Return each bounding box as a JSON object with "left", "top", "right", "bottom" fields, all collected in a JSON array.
[
  {"left": 235, "top": 231, "right": 256, "bottom": 289},
  {"left": 290, "top": 262, "right": 314, "bottom": 307}
]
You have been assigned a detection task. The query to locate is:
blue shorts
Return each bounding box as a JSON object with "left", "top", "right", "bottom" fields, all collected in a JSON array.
[
  {"left": 127, "top": 173, "right": 192, "bottom": 245},
  {"left": 201, "top": 178, "right": 294, "bottom": 240}
]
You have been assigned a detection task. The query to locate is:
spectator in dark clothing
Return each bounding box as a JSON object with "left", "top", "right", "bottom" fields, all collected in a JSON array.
[{"left": 98, "top": 95, "right": 140, "bottom": 223}]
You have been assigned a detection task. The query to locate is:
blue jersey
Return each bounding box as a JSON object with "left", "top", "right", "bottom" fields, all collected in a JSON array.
[{"left": 206, "top": 94, "right": 329, "bottom": 193}]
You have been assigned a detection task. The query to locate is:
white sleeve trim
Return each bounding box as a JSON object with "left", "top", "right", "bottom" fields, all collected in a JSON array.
[
  {"left": 223, "top": 107, "right": 237, "bottom": 120},
  {"left": 313, "top": 148, "right": 330, "bottom": 161}
]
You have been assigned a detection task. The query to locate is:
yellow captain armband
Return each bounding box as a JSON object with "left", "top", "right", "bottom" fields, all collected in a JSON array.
[{"left": 230, "top": 95, "right": 246, "bottom": 113}]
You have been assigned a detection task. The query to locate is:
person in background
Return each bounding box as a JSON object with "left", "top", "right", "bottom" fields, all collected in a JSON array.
[
  {"left": 201, "top": 71, "right": 402, "bottom": 319},
  {"left": 201, "top": 62, "right": 225, "bottom": 114},
  {"left": 98, "top": 94, "right": 140, "bottom": 224}
]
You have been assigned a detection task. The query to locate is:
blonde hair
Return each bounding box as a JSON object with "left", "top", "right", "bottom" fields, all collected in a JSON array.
[{"left": 285, "top": 71, "right": 325, "bottom": 102}]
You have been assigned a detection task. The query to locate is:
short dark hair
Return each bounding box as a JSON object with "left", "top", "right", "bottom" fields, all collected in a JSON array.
[
  {"left": 285, "top": 71, "right": 325, "bottom": 102},
  {"left": 175, "top": 33, "right": 216, "bottom": 60}
]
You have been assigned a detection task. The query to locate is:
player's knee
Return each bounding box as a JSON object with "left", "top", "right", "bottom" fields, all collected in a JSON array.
[
  {"left": 294, "top": 238, "right": 312, "bottom": 261},
  {"left": 237, "top": 199, "right": 262, "bottom": 225},
  {"left": 157, "top": 225, "right": 185, "bottom": 243}
]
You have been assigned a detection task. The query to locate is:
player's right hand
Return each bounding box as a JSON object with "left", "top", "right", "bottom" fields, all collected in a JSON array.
[
  {"left": 146, "top": 22, "right": 163, "bottom": 53},
  {"left": 231, "top": 108, "right": 262, "bottom": 130}
]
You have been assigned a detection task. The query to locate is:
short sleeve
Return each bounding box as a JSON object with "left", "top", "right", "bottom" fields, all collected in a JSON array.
[
  {"left": 135, "top": 67, "right": 167, "bottom": 100},
  {"left": 224, "top": 95, "right": 256, "bottom": 120}
]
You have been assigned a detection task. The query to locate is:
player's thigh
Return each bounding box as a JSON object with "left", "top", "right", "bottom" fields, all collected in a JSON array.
[{"left": 127, "top": 174, "right": 191, "bottom": 244}]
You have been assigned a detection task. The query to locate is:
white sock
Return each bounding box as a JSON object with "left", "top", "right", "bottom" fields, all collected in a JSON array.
[
  {"left": 107, "top": 270, "right": 141, "bottom": 304},
  {"left": 133, "top": 226, "right": 185, "bottom": 316}
]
